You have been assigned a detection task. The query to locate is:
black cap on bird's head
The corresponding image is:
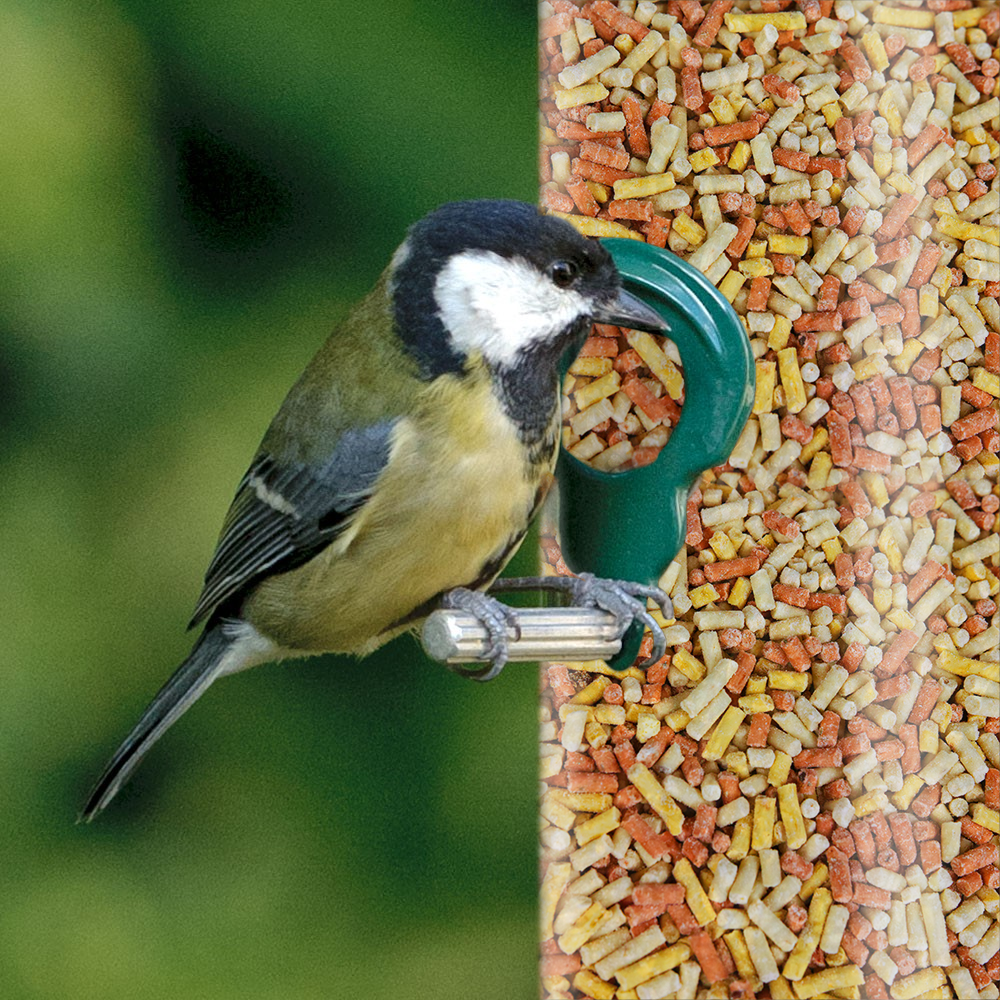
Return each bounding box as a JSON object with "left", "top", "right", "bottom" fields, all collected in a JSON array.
[{"left": 391, "top": 200, "right": 667, "bottom": 379}]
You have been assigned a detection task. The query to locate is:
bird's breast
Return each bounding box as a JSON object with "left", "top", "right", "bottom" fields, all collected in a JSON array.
[{"left": 247, "top": 370, "right": 560, "bottom": 653}]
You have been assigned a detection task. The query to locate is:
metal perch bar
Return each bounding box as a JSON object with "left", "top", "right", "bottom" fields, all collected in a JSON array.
[{"left": 421, "top": 607, "right": 624, "bottom": 664}]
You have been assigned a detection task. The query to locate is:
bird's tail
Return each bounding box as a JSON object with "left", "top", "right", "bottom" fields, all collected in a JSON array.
[{"left": 81, "top": 625, "right": 236, "bottom": 821}]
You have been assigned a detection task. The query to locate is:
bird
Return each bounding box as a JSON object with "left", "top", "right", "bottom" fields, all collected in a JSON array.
[{"left": 82, "top": 199, "right": 672, "bottom": 820}]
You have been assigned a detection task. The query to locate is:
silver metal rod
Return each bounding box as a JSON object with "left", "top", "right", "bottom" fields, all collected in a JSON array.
[{"left": 421, "top": 607, "right": 623, "bottom": 664}]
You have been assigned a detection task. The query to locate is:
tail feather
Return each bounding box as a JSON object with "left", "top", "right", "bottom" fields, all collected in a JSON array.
[{"left": 81, "top": 626, "right": 234, "bottom": 821}]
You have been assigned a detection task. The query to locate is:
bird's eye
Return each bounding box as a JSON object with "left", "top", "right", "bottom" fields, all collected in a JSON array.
[{"left": 550, "top": 260, "right": 579, "bottom": 288}]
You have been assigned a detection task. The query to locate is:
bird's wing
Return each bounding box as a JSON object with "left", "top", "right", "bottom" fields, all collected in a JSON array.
[{"left": 188, "top": 420, "right": 396, "bottom": 628}]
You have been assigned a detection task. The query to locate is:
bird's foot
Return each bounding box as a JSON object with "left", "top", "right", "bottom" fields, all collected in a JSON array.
[
  {"left": 439, "top": 587, "right": 522, "bottom": 681},
  {"left": 492, "top": 573, "right": 673, "bottom": 667}
]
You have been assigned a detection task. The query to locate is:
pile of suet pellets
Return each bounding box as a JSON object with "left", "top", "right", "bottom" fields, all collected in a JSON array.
[
  {"left": 538, "top": 2, "right": 999, "bottom": 999},
  {"left": 563, "top": 323, "right": 684, "bottom": 472}
]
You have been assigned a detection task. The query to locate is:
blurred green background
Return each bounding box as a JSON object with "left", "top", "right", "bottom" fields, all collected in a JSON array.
[{"left": 2, "top": 2, "right": 541, "bottom": 997}]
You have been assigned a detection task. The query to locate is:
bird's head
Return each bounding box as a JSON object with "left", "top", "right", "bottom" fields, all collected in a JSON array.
[{"left": 390, "top": 200, "right": 667, "bottom": 378}]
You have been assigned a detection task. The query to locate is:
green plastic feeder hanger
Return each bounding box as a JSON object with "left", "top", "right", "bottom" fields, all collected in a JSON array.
[
  {"left": 555, "top": 239, "right": 756, "bottom": 669},
  {"left": 421, "top": 239, "right": 754, "bottom": 672}
]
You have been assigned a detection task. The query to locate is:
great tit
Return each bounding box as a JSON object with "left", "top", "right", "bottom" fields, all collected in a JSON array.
[{"left": 82, "top": 200, "right": 670, "bottom": 820}]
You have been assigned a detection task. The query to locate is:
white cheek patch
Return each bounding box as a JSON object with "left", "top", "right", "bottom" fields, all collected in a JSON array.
[{"left": 433, "top": 249, "right": 589, "bottom": 366}]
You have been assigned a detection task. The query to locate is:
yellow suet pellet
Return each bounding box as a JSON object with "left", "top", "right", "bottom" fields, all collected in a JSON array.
[
  {"left": 754, "top": 361, "right": 776, "bottom": 414},
  {"left": 777, "top": 347, "right": 807, "bottom": 413}
]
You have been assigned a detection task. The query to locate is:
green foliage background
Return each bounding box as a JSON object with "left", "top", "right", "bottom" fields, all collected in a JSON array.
[{"left": 1, "top": 3, "right": 541, "bottom": 997}]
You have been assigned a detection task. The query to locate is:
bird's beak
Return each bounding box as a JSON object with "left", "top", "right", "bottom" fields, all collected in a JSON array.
[{"left": 592, "top": 287, "right": 668, "bottom": 333}]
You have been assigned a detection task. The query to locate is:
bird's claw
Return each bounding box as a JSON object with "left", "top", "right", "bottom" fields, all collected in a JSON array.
[
  {"left": 564, "top": 573, "right": 673, "bottom": 667},
  {"left": 440, "top": 587, "right": 521, "bottom": 681}
]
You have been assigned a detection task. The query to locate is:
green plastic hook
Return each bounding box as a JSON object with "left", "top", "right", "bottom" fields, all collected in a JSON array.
[{"left": 556, "top": 238, "right": 756, "bottom": 667}]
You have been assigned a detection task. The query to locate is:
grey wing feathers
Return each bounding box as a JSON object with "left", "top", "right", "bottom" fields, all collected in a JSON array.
[{"left": 188, "top": 420, "right": 396, "bottom": 628}]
